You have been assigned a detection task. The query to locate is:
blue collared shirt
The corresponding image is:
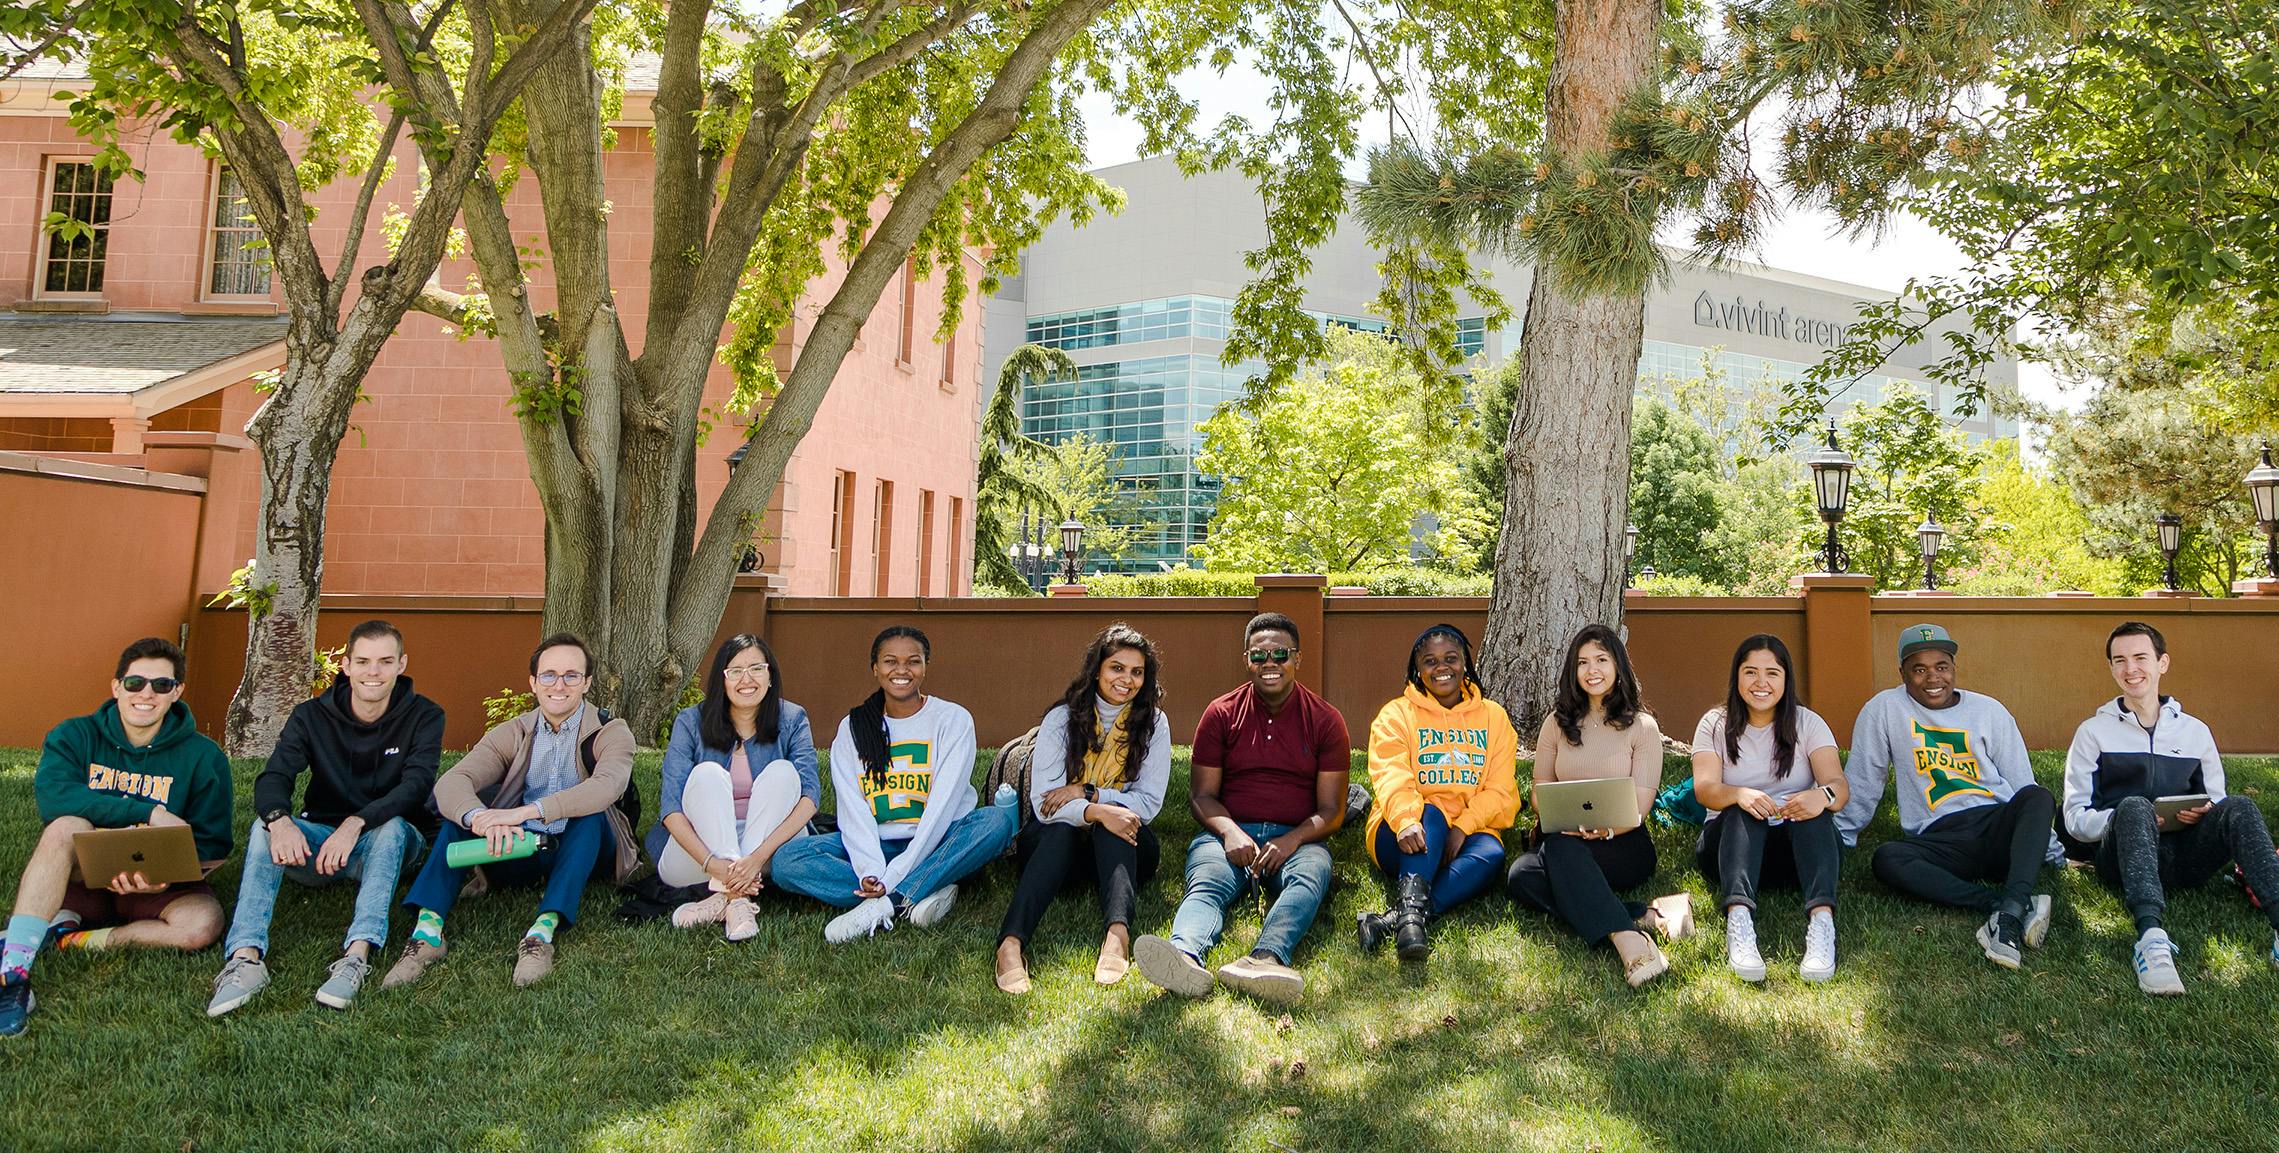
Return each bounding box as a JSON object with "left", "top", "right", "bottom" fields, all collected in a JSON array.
[{"left": 521, "top": 704, "right": 584, "bottom": 835}]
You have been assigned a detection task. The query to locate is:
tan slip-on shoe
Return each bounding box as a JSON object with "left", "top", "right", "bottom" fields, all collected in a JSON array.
[
  {"left": 512, "top": 937, "right": 556, "bottom": 988},
  {"left": 379, "top": 939, "right": 446, "bottom": 990}
]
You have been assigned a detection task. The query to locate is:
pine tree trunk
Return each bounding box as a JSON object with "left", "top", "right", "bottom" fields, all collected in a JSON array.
[
  {"left": 223, "top": 348, "right": 358, "bottom": 755},
  {"left": 1477, "top": 0, "right": 1661, "bottom": 735}
]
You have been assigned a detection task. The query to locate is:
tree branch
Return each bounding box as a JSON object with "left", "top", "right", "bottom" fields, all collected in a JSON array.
[{"left": 326, "top": 109, "right": 408, "bottom": 316}]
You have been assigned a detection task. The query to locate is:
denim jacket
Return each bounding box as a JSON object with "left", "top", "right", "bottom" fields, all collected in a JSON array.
[{"left": 645, "top": 701, "right": 819, "bottom": 861}]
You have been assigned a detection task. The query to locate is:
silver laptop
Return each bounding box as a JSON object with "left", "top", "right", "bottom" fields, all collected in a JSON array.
[{"left": 1534, "top": 777, "right": 1643, "bottom": 835}]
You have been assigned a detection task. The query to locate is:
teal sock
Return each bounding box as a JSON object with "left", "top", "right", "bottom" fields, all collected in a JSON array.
[
  {"left": 525, "top": 911, "right": 561, "bottom": 944},
  {"left": 410, "top": 909, "right": 445, "bottom": 948},
  {"left": 3, "top": 913, "right": 47, "bottom": 979}
]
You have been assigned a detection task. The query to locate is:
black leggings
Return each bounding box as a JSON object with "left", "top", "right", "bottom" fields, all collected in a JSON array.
[
  {"left": 1871, "top": 786, "right": 2052, "bottom": 916},
  {"left": 1506, "top": 827, "right": 1658, "bottom": 944},
  {"left": 997, "top": 820, "right": 1160, "bottom": 944},
  {"left": 2096, "top": 794, "right": 2279, "bottom": 934},
  {"left": 1695, "top": 810, "right": 1840, "bottom": 913}
]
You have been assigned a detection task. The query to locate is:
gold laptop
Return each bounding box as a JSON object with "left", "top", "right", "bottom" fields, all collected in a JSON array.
[{"left": 72, "top": 825, "right": 203, "bottom": 887}]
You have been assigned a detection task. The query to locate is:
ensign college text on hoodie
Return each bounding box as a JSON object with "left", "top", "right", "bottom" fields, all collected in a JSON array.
[
  {"left": 1364, "top": 684, "right": 1521, "bottom": 864},
  {"left": 36, "top": 700, "right": 235, "bottom": 861}
]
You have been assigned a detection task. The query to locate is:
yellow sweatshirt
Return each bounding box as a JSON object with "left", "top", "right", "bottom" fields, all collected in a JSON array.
[{"left": 1365, "top": 683, "right": 1521, "bottom": 864}]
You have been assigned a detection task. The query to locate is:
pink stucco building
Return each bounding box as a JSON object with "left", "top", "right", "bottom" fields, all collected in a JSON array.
[{"left": 0, "top": 64, "right": 982, "bottom": 600}]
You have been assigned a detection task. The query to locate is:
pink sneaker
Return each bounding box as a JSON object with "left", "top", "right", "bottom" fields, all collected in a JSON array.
[
  {"left": 672, "top": 892, "right": 729, "bottom": 928},
  {"left": 724, "top": 898, "right": 759, "bottom": 942}
]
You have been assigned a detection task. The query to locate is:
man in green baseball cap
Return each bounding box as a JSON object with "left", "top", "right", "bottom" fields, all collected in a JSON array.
[{"left": 1837, "top": 622, "right": 2062, "bottom": 970}]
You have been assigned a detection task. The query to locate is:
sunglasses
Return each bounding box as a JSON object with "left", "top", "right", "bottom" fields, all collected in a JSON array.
[
  {"left": 535, "top": 671, "right": 587, "bottom": 687},
  {"left": 1246, "top": 648, "right": 1294, "bottom": 665},
  {"left": 119, "top": 675, "right": 182, "bottom": 694}
]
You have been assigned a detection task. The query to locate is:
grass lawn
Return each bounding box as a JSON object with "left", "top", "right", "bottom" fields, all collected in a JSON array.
[{"left": 3, "top": 744, "right": 2277, "bottom": 1152}]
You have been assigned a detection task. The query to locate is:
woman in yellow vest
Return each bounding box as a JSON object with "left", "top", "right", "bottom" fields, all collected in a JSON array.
[
  {"left": 1357, "top": 623, "right": 1521, "bottom": 962},
  {"left": 993, "top": 623, "right": 1171, "bottom": 994}
]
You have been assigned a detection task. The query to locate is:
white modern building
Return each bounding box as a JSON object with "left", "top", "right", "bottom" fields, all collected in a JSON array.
[{"left": 982, "top": 156, "right": 2019, "bottom": 573}]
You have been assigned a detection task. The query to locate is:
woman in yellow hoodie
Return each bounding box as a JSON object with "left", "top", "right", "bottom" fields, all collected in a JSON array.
[{"left": 1357, "top": 624, "right": 1520, "bottom": 961}]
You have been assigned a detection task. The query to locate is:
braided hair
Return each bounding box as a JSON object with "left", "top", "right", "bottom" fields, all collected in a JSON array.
[
  {"left": 848, "top": 625, "right": 930, "bottom": 789},
  {"left": 1405, "top": 623, "right": 1481, "bottom": 699}
]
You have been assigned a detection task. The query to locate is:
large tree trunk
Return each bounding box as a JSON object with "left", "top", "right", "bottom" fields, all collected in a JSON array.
[
  {"left": 222, "top": 335, "right": 364, "bottom": 754},
  {"left": 1477, "top": 0, "right": 1661, "bottom": 734}
]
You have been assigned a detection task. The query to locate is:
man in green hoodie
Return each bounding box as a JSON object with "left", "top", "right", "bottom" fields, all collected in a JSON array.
[{"left": 1, "top": 637, "right": 235, "bottom": 1037}]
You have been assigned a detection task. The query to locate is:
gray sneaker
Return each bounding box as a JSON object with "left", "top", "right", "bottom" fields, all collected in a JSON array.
[
  {"left": 206, "top": 954, "right": 270, "bottom": 1018},
  {"left": 1977, "top": 912, "right": 2023, "bottom": 970},
  {"left": 1135, "top": 934, "right": 1214, "bottom": 998},
  {"left": 314, "top": 954, "right": 371, "bottom": 1010}
]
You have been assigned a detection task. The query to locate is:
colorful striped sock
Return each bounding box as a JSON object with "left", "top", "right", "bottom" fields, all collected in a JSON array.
[
  {"left": 525, "top": 911, "right": 562, "bottom": 944},
  {"left": 56, "top": 927, "right": 113, "bottom": 951},
  {"left": 410, "top": 909, "right": 445, "bottom": 948}
]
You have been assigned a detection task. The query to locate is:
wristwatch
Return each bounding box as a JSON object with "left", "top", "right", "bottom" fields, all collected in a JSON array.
[
  {"left": 1083, "top": 784, "right": 1099, "bottom": 802},
  {"left": 261, "top": 808, "right": 291, "bottom": 827},
  {"left": 1818, "top": 784, "right": 1839, "bottom": 807}
]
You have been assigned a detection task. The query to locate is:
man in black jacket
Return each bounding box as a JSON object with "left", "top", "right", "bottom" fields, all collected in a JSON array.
[{"left": 207, "top": 620, "right": 443, "bottom": 1016}]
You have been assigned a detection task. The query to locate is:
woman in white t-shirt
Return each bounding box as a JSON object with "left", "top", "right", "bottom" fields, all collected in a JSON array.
[{"left": 1691, "top": 633, "right": 1849, "bottom": 985}]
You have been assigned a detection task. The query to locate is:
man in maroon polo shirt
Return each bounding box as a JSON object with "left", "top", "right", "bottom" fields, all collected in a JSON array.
[{"left": 1135, "top": 612, "right": 1350, "bottom": 1004}]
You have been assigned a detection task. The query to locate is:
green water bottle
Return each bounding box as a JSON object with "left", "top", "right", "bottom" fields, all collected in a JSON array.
[{"left": 444, "top": 830, "right": 549, "bottom": 869}]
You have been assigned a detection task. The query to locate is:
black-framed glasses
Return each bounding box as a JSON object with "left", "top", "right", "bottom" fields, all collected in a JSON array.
[
  {"left": 120, "top": 675, "right": 182, "bottom": 694},
  {"left": 535, "top": 671, "right": 587, "bottom": 687},
  {"left": 1246, "top": 648, "right": 1294, "bottom": 665}
]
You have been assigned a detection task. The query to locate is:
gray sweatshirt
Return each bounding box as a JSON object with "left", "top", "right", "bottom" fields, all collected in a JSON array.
[{"left": 1837, "top": 687, "right": 2060, "bottom": 862}]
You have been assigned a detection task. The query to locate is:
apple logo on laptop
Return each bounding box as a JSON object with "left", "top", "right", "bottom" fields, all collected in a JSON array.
[
  {"left": 1581, "top": 801, "right": 1595, "bottom": 812},
  {"left": 131, "top": 851, "right": 146, "bottom": 862}
]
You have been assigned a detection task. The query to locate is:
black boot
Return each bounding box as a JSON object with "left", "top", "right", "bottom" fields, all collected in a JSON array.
[
  {"left": 1393, "top": 872, "right": 1433, "bottom": 962},
  {"left": 1356, "top": 909, "right": 1391, "bottom": 953}
]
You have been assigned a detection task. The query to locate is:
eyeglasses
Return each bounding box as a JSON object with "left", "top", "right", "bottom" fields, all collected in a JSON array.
[
  {"left": 119, "top": 675, "right": 181, "bottom": 694},
  {"left": 535, "top": 671, "right": 587, "bottom": 687},
  {"left": 1246, "top": 648, "right": 1293, "bottom": 665},
  {"left": 722, "top": 665, "right": 770, "bottom": 683}
]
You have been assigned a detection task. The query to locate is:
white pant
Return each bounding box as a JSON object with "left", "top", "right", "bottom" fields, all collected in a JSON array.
[{"left": 657, "top": 758, "right": 805, "bottom": 888}]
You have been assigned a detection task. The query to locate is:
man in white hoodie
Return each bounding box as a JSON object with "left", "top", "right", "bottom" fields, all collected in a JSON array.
[{"left": 2062, "top": 621, "right": 2279, "bottom": 995}]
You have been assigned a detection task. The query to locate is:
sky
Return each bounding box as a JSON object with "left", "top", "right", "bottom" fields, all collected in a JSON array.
[{"left": 1073, "top": 73, "right": 2072, "bottom": 421}]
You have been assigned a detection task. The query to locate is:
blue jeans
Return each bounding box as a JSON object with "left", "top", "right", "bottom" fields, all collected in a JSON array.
[
  {"left": 1372, "top": 805, "right": 1505, "bottom": 913},
  {"left": 224, "top": 816, "right": 426, "bottom": 956},
  {"left": 771, "top": 803, "right": 1017, "bottom": 909},
  {"left": 1168, "top": 821, "right": 1333, "bottom": 965},
  {"left": 402, "top": 811, "right": 614, "bottom": 925}
]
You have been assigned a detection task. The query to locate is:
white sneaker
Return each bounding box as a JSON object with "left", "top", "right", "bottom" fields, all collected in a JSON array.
[
  {"left": 904, "top": 884, "right": 959, "bottom": 928},
  {"left": 1726, "top": 906, "right": 1766, "bottom": 983},
  {"left": 2022, "top": 894, "right": 2054, "bottom": 949},
  {"left": 1799, "top": 910, "right": 1837, "bottom": 983},
  {"left": 824, "top": 897, "right": 896, "bottom": 944},
  {"left": 2134, "top": 928, "right": 2185, "bottom": 995}
]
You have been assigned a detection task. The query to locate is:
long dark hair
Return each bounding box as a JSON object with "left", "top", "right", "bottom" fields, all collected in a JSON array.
[
  {"left": 1405, "top": 623, "right": 1481, "bottom": 699},
  {"left": 1058, "top": 623, "right": 1162, "bottom": 788},
  {"left": 1552, "top": 623, "right": 1644, "bottom": 745},
  {"left": 1723, "top": 633, "right": 1801, "bottom": 779},
  {"left": 699, "top": 633, "right": 782, "bottom": 752},
  {"left": 849, "top": 625, "right": 930, "bottom": 788}
]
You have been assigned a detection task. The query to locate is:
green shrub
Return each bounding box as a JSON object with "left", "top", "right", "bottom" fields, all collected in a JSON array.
[
  {"left": 1632, "top": 572, "right": 1727, "bottom": 597},
  {"left": 1079, "top": 567, "right": 1493, "bottom": 597}
]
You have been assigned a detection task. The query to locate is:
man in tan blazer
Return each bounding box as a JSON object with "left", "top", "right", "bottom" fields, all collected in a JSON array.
[{"left": 382, "top": 633, "right": 636, "bottom": 989}]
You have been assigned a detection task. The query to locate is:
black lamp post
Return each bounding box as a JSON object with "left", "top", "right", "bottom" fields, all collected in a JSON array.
[
  {"left": 2155, "top": 512, "right": 2183, "bottom": 591},
  {"left": 1916, "top": 512, "right": 1946, "bottom": 591},
  {"left": 1804, "top": 419, "right": 1855, "bottom": 574},
  {"left": 1058, "top": 518, "right": 1085, "bottom": 585},
  {"left": 2246, "top": 445, "right": 2279, "bottom": 581},
  {"left": 1623, "top": 523, "right": 1639, "bottom": 589}
]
